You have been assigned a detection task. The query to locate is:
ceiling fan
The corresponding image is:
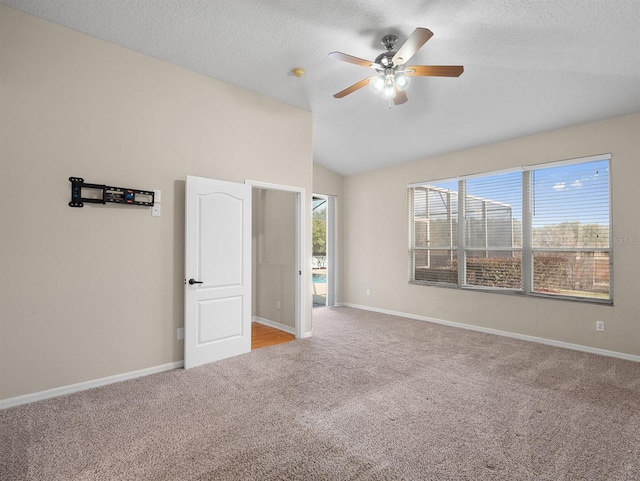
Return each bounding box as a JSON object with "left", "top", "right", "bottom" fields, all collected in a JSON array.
[{"left": 329, "top": 28, "right": 463, "bottom": 105}]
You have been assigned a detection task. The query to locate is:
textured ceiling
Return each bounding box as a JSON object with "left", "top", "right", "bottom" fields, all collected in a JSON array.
[{"left": 3, "top": 0, "right": 640, "bottom": 175}]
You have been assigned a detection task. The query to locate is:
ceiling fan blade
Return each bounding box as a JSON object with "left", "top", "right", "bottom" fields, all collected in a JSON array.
[
  {"left": 333, "top": 76, "right": 377, "bottom": 98},
  {"left": 405, "top": 65, "right": 464, "bottom": 77},
  {"left": 392, "top": 28, "right": 433, "bottom": 66},
  {"left": 394, "top": 90, "right": 408, "bottom": 105},
  {"left": 328, "top": 52, "right": 376, "bottom": 68}
]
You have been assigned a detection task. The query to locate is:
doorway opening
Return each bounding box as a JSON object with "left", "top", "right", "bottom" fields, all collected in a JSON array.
[
  {"left": 249, "top": 182, "right": 305, "bottom": 347},
  {"left": 312, "top": 194, "right": 336, "bottom": 307}
]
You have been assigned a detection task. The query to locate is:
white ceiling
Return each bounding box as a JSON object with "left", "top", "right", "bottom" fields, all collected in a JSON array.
[{"left": 3, "top": 1, "right": 640, "bottom": 175}]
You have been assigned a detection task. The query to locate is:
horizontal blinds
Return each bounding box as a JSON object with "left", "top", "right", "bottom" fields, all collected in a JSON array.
[
  {"left": 411, "top": 182, "right": 458, "bottom": 284},
  {"left": 464, "top": 171, "right": 523, "bottom": 289},
  {"left": 531, "top": 158, "right": 610, "bottom": 298},
  {"left": 465, "top": 171, "right": 522, "bottom": 249},
  {"left": 531, "top": 159, "right": 610, "bottom": 249},
  {"left": 409, "top": 156, "right": 611, "bottom": 301},
  {"left": 412, "top": 182, "right": 458, "bottom": 249}
]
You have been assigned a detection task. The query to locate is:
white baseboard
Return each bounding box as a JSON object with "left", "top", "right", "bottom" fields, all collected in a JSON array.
[
  {"left": 4, "top": 317, "right": 305, "bottom": 409},
  {"left": 0, "top": 361, "right": 184, "bottom": 410},
  {"left": 9, "top": 304, "right": 633, "bottom": 410},
  {"left": 252, "top": 316, "right": 296, "bottom": 335},
  {"left": 339, "top": 303, "right": 640, "bottom": 363}
]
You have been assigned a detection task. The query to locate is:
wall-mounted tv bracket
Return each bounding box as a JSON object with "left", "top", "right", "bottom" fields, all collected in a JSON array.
[{"left": 69, "top": 177, "right": 155, "bottom": 208}]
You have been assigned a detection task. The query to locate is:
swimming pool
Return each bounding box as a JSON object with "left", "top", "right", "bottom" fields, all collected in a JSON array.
[{"left": 312, "top": 273, "right": 326, "bottom": 283}]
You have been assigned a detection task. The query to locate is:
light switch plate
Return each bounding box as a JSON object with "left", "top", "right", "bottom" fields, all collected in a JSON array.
[{"left": 152, "top": 204, "right": 161, "bottom": 217}]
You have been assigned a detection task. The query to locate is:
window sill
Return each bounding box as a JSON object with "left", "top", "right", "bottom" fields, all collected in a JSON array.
[{"left": 408, "top": 280, "right": 613, "bottom": 306}]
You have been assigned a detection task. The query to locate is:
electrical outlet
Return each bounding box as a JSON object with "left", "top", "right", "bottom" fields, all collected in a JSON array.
[
  {"left": 177, "top": 327, "right": 184, "bottom": 340},
  {"left": 277, "top": 301, "right": 281, "bottom": 310},
  {"left": 596, "top": 321, "right": 605, "bottom": 332},
  {"left": 366, "top": 289, "right": 371, "bottom": 296},
  {"left": 151, "top": 204, "right": 161, "bottom": 217}
]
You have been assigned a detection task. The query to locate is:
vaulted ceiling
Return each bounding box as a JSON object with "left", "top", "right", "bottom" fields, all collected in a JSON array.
[{"left": 3, "top": 1, "right": 639, "bottom": 175}]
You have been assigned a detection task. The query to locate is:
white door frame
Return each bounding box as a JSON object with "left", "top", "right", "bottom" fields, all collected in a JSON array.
[
  {"left": 326, "top": 195, "right": 337, "bottom": 306},
  {"left": 246, "top": 180, "right": 306, "bottom": 340}
]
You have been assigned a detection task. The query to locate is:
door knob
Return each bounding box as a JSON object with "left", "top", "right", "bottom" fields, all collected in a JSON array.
[{"left": 188, "top": 278, "right": 203, "bottom": 285}]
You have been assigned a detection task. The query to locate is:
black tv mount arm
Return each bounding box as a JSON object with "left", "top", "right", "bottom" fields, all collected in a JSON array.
[{"left": 69, "top": 177, "right": 155, "bottom": 208}]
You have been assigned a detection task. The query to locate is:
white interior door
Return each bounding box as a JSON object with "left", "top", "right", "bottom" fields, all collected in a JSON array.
[{"left": 184, "top": 175, "right": 251, "bottom": 369}]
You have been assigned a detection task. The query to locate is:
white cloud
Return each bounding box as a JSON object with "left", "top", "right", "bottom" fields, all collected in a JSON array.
[
  {"left": 553, "top": 182, "right": 566, "bottom": 191},
  {"left": 571, "top": 179, "right": 583, "bottom": 188}
]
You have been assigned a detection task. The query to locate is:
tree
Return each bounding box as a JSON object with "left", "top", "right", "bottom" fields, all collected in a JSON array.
[{"left": 313, "top": 218, "right": 326, "bottom": 257}]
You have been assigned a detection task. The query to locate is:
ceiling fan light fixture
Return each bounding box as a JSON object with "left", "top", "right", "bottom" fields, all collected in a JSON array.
[
  {"left": 382, "top": 83, "right": 396, "bottom": 99},
  {"left": 371, "top": 72, "right": 402, "bottom": 98},
  {"left": 370, "top": 76, "right": 385, "bottom": 92},
  {"left": 394, "top": 72, "right": 410, "bottom": 91}
]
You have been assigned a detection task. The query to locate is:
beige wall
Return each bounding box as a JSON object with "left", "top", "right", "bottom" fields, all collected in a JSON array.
[
  {"left": 343, "top": 113, "right": 640, "bottom": 357},
  {"left": 0, "top": 6, "right": 313, "bottom": 401},
  {"left": 313, "top": 163, "right": 344, "bottom": 305},
  {"left": 313, "top": 163, "right": 344, "bottom": 198},
  {"left": 252, "top": 189, "right": 297, "bottom": 328}
]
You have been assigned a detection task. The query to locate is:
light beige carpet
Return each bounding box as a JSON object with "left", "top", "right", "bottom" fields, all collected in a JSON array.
[{"left": 2, "top": 306, "right": 639, "bottom": 480}]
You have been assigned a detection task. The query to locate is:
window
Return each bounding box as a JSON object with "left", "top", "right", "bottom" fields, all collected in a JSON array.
[
  {"left": 465, "top": 171, "right": 522, "bottom": 289},
  {"left": 412, "top": 181, "right": 459, "bottom": 285},
  {"left": 529, "top": 161, "right": 610, "bottom": 299},
  {"left": 408, "top": 155, "right": 612, "bottom": 303}
]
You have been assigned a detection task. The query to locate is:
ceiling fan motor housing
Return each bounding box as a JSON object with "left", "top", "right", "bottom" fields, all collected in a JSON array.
[
  {"left": 381, "top": 34, "right": 398, "bottom": 50},
  {"left": 376, "top": 34, "right": 399, "bottom": 67},
  {"left": 375, "top": 51, "right": 396, "bottom": 67}
]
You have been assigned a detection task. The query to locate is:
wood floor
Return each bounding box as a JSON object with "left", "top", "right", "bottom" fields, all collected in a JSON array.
[{"left": 251, "top": 322, "right": 296, "bottom": 350}]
